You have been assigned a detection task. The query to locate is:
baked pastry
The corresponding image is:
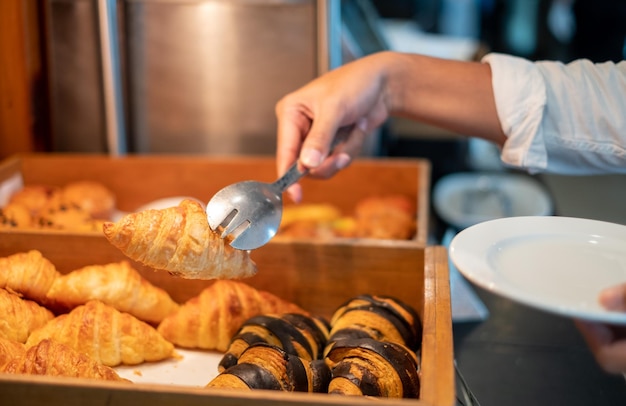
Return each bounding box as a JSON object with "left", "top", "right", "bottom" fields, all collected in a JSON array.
[
  {"left": 2, "top": 338, "right": 130, "bottom": 382},
  {"left": 0, "top": 250, "right": 61, "bottom": 304},
  {"left": 36, "top": 202, "right": 103, "bottom": 231},
  {"left": 219, "top": 313, "right": 330, "bottom": 372},
  {"left": 324, "top": 337, "right": 420, "bottom": 398},
  {"left": 0, "top": 334, "right": 26, "bottom": 368},
  {"left": 207, "top": 343, "right": 331, "bottom": 393},
  {"left": 0, "top": 203, "right": 33, "bottom": 228},
  {"left": 353, "top": 195, "right": 416, "bottom": 240},
  {"left": 26, "top": 300, "right": 175, "bottom": 367},
  {"left": 59, "top": 180, "right": 116, "bottom": 220},
  {"left": 103, "top": 199, "right": 257, "bottom": 280},
  {"left": 157, "top": 280, "right": 308, "bottom": 352},
  {"left": 328, "top": 294, "right": 422, "bottom": 350},
  {"left": 45, "top": 261, "right": 180, "bottom": 324},
  {"left": 0, "top": 288, "right": 54, "bottom": 343},
  {"left": 8, "top": 185, "right": 59, "bottom": 216}
]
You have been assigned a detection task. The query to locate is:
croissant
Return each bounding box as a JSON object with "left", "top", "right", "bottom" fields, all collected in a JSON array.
[
  {"left": 157, "top": 280, "right": 308, "bottom": 352},
  {"left": 0, "top": 250, "right": 60, "bottom": 304},
  {"left": 26, "top": 300, "right": 175, "bottom": 367},
  {"left": 324, "top": 337, "right": 420, "bottom": 398},
  {"left": 45, "top": 261, "right": 180, "bottom": 324},
  {"left": 103, "top": 199, "right": 257, "bottom": 280},
  {"left": 0, "top": 336, "right": 26, "bottom": 368},
  {"left": 327, "top": 294, "right": 422, "bottom": 351},
  {"left": 2, "top": 338, "right": 129, "bottom": 382},
  {"left": 0, "top": 288, "right": 54, "bottom": 343},
  {"left": 207, "top": 343, "right": 331, "bottom": 393},
  {"left": 219, "top": 313, "right": 330, "bottom": 372},
  {"left": 353, "top": 195, "right": 416, "bottom": 240}
]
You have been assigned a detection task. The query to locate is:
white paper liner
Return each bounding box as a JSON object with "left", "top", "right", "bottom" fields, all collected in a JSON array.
[{"left": 114, "top": 349, "right": 223, "bottom": 387}]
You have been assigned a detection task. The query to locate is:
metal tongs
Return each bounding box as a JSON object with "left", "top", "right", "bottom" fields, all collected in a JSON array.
[{"left": 206, "top": 126, "right": 353, "bottom": 251}]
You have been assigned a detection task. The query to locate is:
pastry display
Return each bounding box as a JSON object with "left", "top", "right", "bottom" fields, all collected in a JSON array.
[
  {"left": 328, "top": 294, "right": 422, "bottom": 350},
  {"left": 207, "top": 343, "right": 331, "bottom": 393},
  {"left": 8, "top": 185, "right": 59, "bottom": 216},
  {"left": 45, "top": 261, "right": 180, "bottom": 324},
  {"left": 275, "top": 194, "right": 416, "bottom": 240},
  {"left": 103, "top": 199, "right": 257, "bottom": 280},
  {"left": 26, "top": 300, "right": 175, "bottom": 367},
  {"left": 157, "top": 280, "right": 308, "bottom": 352},
  {"left": 36, "top": 202, "right": 104, "bottom": 232},
  {"left": 218, "top": 313, "right": 330, "bottom": 372},
  {"left": 2, "top": 338, "right": 130, "bottom": 382},
  {"left": 1, "top": 181, "right": 116, "bottom": 231},
  {"left": 353, "top": 195, "right": 416, "bottom": 240},
  {"left": 324, "top": 337, "right": 420, "bottom": 398},
  {"left": 0, "top": 250, "right": 60, "bottom": 304},
  {"left": 0, "top": 288, "right": 54, "bottom": 343},
  {"left": 57, "top": 180, "right": 116, "bottom": 220}
]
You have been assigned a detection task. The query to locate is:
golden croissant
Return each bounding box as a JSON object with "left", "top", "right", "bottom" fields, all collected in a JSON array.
[
  {"left": 157, "top": 280, "right": 308, "bottom": 352},
  {"left": 103, "top": 199, "right": 257, "bottom": 280},
  {"left": 45, "top": 261, "right": 180, "bottom": 324},
  {"left": 26, "top": 300, "right": 175, "bottom": 367},
  {"left": 2, "top": 338, "right": 129, "bottom": 382},
  {"left": 0, "top": 250, "right": 60, "bottom": 304},
  {"left": 0, "top": 288, "right": 54, "bottom": 343},
  {"left": 0, "top": 336, "right": 26, "bottom": 369}
]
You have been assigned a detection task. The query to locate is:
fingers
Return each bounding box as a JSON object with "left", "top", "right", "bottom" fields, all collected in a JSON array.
[
  {"left": 599, "top": 283, "right": 626, "bottom": 311},
  {"left": 285, "top": 183, "right": 303, "bottom": 204},
  {"left": 575, "top": 319, "right": 626, "bottom": 374},
  {"left": 303, "top": 119, "right": 369, "bottom": 179}
]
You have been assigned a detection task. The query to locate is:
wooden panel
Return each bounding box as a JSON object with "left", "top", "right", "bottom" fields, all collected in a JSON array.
[{"left": 0, "top": 0, "right": 42, "bottom": 158}]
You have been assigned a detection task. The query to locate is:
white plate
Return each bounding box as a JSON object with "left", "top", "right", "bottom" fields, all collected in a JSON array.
[
  {"left": 433, "top": 172, "right": 553, "bottom": 230},
  {"left": 449, "top": 216, "right": 626, "bottom": 324}
]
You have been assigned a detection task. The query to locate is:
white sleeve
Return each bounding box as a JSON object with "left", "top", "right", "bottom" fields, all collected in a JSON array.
[{"left": 482, "top": 53, "right": 626, "bottom": 175}]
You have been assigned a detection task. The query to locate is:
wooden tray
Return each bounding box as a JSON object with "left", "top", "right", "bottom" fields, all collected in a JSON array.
[
  {"left": 0, "top": 153, "right": 430, "bottom": 246},
  {"left": 0, "top": 241, "right": 453, "bottom": 406}
]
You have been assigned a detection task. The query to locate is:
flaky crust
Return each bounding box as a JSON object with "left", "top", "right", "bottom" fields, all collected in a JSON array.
[
  {"left": 0, "top": 250, "right": 60, "bottom": 303},
  {"left": 0, "top": 288, "right": 54, "bottom": 343},
  {"left": 45, "top": 261, "right": 180, "bottom": 324},
  {"left": 26, "top": 300, "right": 175, "bottom": 367},
  {"left": 157, "top": 280, "right": 308, "bottom": 352},
  {"left": 0, "top": 336, "right": 26, "bottom": 368},
  {"left": 2, "top": 338, "right": 129, "bottom": 382},
  {"left": 103, "top": 199, "right": 257, "bottom": 280}
]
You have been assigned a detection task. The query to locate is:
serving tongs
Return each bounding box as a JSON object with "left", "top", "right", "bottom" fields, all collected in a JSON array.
[{"left": 206, "top": 126, "right": 353, "bottom": 251}]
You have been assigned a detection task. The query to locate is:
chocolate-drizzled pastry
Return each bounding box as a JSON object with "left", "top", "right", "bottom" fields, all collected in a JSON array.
[
  {"left": 327, "top": 294, "right": 422, "bottom": 351},
  {"left": 219, "top": 313, "right": 330, "bottom": 372},
  {"left": 207, "top": 343, "right": 331, "bottom": 393},
  {"left": 324, "top": 337, "right": 420, "bottom": 398}
]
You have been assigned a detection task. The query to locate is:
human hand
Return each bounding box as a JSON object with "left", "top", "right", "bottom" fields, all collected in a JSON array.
[
  {"left": 575, "top": 283, "right": 626, "bottom": 374},
  {"left": 275, "top": 52, "right": 397, "bottom": 203}
]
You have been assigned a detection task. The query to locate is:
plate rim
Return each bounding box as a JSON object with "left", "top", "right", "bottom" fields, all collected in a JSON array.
[
  {"left": 449, "top": 215, "right": 626, "bottom": 325},
  {"left": 433, "top": 172, "right": 553, "bottom": 229}
]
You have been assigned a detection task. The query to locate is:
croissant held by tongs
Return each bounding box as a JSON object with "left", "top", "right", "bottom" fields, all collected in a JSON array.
[{"left": 103, "top": 199, "right": 257, "bottom": 280}]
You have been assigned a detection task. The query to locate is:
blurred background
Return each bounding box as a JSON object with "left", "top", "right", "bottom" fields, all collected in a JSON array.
[{"left": 2, "top": 0, "right": 625, "bottom": 160}]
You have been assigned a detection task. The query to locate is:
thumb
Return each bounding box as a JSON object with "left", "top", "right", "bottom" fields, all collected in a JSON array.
[
  {"left": 599, "top": 283, "right": 626, "bottom": 311},
  {"left": 299, "top": 118, "right": 343, "bottom": 169}
]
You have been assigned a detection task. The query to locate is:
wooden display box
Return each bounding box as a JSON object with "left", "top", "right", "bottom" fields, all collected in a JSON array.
[
  {"left": 0, "top": 154, "right": 453, "bottom": 405},
  {"left": 0, "top": 153, "right": 430, "bottom": 246},
  {"left": 0, "top": 239, "right": 454, "bottom": 406}
]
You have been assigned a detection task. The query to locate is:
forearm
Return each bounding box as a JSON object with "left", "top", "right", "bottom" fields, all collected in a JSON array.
[{"left": 380, "top": 52, "right": 506, "bottom": 146}]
